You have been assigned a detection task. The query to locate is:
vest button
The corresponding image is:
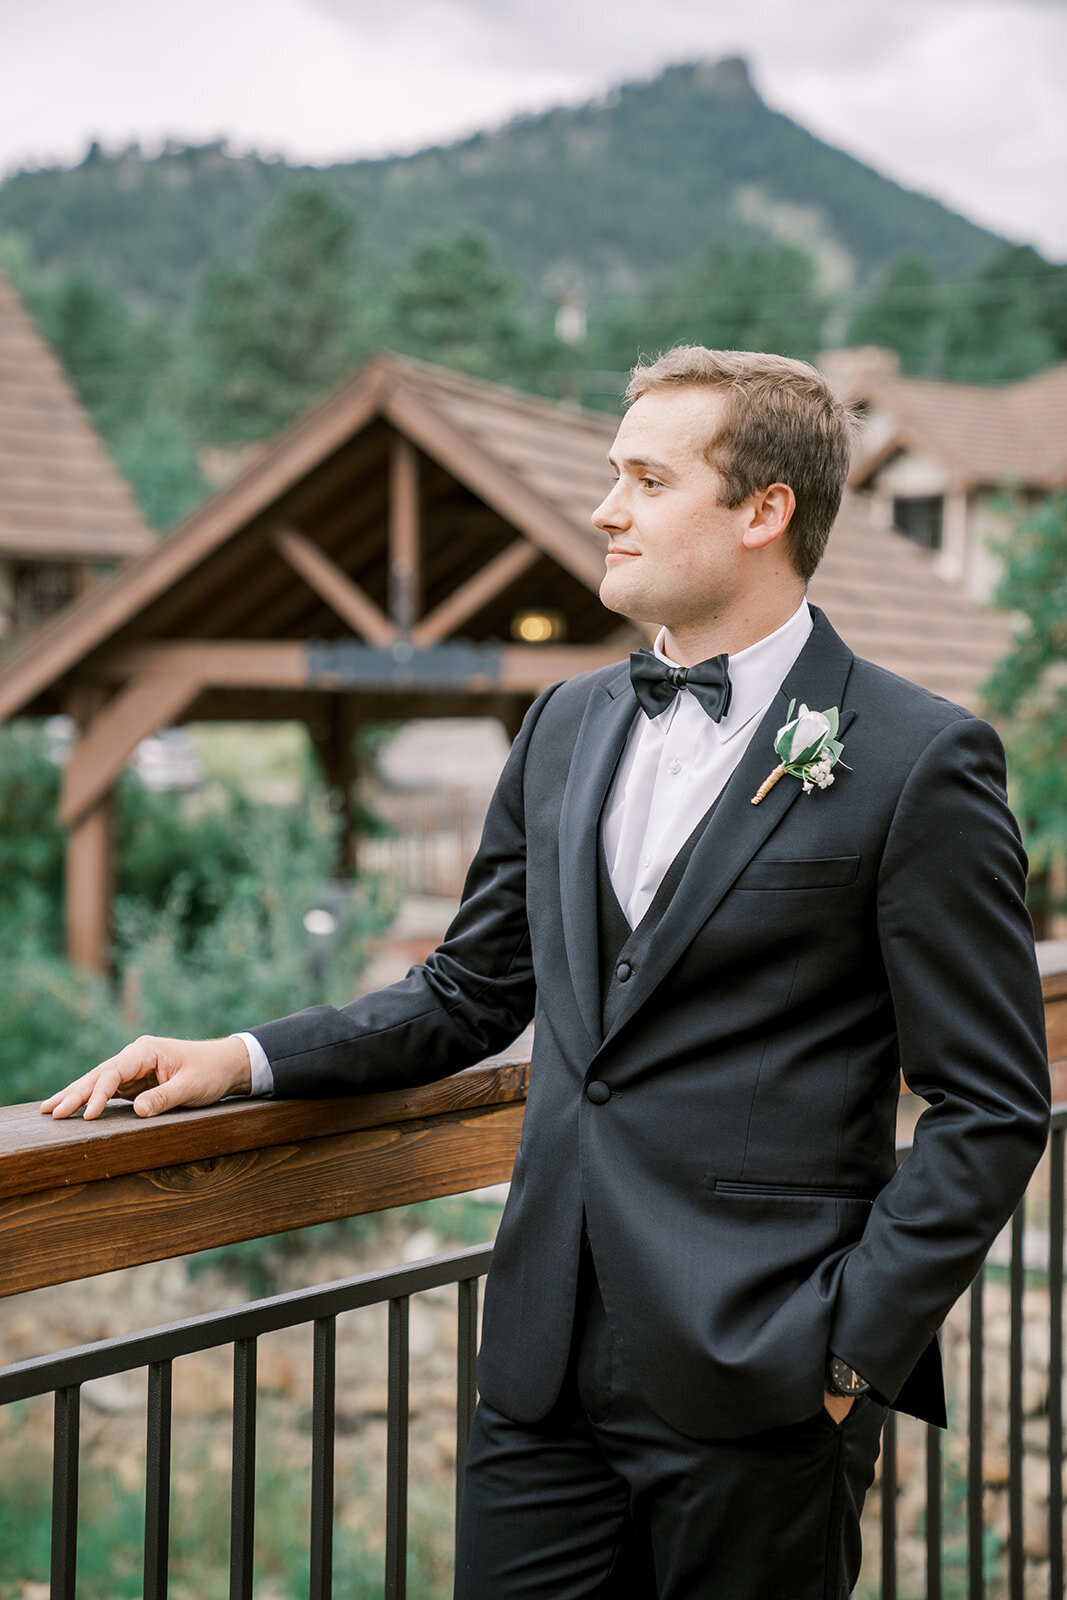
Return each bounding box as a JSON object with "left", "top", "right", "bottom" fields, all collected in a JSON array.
[
  {"left": 586, "top": 1080, "right": 611, "bottom": 1104},
  {"left": 615, "top": 961, "right": 632, "bottom": 982}
]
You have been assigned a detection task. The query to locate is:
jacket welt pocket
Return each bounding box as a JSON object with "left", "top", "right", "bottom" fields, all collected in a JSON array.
[
  {"left": 708, "top": 1178, "right": 874, "bottom": 1203},
  {"left": 733, "top": 855, "right": 860, "bottom": 891}
]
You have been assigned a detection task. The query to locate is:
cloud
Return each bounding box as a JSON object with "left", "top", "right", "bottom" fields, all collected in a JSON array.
[{"left": 0, "top": 0, "right": 1063, "bottom": 256}]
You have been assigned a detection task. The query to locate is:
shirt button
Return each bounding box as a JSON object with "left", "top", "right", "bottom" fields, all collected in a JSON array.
[
  {"left": 615, "top": 961, "right": 632, "bottom": 982},
  {"left": 642, "top": 852, "right": 653, "bottom": 868},
  {"left": 586, "top": 1080, "right": 611, "bottom": 1104},
  {"left": 668, "top": 758, "right": 682, "bottom": 775}
]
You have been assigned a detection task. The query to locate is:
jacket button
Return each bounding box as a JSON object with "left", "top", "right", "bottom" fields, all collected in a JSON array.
[
  {"left": 586, "top": 1080, "right": 611, "bottom": 1104},
  {"left": 615, "top": 961, "right": 632, "bottom": 982}
]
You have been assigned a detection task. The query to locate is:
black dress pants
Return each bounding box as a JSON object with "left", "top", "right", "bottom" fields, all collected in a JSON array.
[{"left": 454, "top": 1247, "right": 886, "bottom": 1600}]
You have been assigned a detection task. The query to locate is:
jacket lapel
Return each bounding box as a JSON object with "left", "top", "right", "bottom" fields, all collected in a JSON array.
[
  {"left": 559, "top": 666, "right": 637, "bottom": 1050},
  {"left": 599, "top": 608, "right": 856, "bottom": 1050}
]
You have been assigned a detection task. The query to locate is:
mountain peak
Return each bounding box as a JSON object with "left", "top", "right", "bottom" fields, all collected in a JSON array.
[
  {"left": 694, "top": 56, "right": 759, "bottom": 99},
  {"left": 654, "top": 57, "right": 759, "bottom": 101}
]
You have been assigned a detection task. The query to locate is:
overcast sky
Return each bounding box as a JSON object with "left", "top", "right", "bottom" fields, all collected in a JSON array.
[{"left": 2, "top": 0, "right": 1065, "bottom": 259}]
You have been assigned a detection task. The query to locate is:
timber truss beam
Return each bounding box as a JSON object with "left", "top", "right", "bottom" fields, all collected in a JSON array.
[{"left": 91, "top": 638, "right": 623, "bottom": 697}]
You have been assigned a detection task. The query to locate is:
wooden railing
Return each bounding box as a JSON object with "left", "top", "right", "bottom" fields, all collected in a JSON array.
[
  {"left": 0, "top": 936, "right": 1064, "bottom": 1298},
  {"left": 0, "top": 950, "right": 1065, "bottom": 1600},
  {"left": 0, "top": 1055, "right": 529, "bottom": 1298},
  {"left": 1040, "top": 937, "right": 1067, "bottom": 1097}
]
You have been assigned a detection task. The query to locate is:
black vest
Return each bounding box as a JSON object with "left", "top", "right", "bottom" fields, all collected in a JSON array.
[{"left": 596, "top": 800, "right": 720, "bottom": 1040}]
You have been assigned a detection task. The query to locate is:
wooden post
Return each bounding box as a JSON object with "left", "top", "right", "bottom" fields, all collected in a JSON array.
[
  {"left": 65, "top": 688, "right": 114, "bottom": 974},
  {"left": 389, "top": 437, "right": 420, "bottom": 637},
  {"left": 308, "top": 698, "right": 359, "bottom": 878},
  {"left": 493, "top": 694, "right": 534, "bottom": 744},
  {"left": 67, "top": 797, "right": 114, "bottom": 973}
]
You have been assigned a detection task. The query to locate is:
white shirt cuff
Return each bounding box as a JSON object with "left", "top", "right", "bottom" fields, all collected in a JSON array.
[{"left": 235, "top": 1031, "right": 274, "bottom": 1097}]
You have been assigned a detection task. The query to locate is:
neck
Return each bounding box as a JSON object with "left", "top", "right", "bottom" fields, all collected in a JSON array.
[{"left": 661, "top": 588, "right": 806, "bottom": 665}]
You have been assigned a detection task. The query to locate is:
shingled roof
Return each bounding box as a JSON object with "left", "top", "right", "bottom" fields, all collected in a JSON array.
[
  {"left": 0, "top": 267, "right": 151, "bottom": 562},
  {"left": 0, "top": 351, "right": 1009, "bottom": 723},
  {"left": 848, "top": 361, "right": 1067, "bottom": 490}
]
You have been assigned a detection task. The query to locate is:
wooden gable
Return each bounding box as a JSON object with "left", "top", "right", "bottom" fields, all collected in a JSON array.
[
  {"left": 0, "top": 351, "right": 1015, "bottom": 970},
  {"left": 0, "top": 268, "right": 150, "bottom": 566}
]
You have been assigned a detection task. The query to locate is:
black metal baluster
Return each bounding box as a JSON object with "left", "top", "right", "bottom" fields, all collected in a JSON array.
[
  {"left": 386, "top": 1296, "right": 410, "bottom": 1600},
  {"left": 968, "top": 1270, "right": 985, "bottom": 1600},
  {"left": 310, "top": 1316, "right": 336, "bottom": 1600},
  {"left": 1008, "top": 1203, "right": 1025, "bottom": 1600},
  {"left": 1048, "top": 1126, "right": 1064, "bottom": 1600},
  {"left": 144, "top": 1359, "right": 173, "bottom": 1600},
  {"left": 455, "top": 1276, "right": 479, "bottom": 1532},
  {"left": 230, "top": 1336, "right": 257, "bottom": 1600},
  {"left": 51, "top": 1384, "right": 80, "bottom": 1600},
  {"left": 926, "top": 1421, "right": 942, "bottom": 1600},
  {"left": 881, "top": 1406, "right": 897, "bottom": 1600}
]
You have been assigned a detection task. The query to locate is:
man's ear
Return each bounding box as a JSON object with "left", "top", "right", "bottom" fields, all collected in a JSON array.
[{"left": 742, "top": 483, "right": 796, "bottom": 552}]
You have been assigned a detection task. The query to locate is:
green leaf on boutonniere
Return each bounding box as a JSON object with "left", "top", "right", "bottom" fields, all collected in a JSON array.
[{"left": 751, "top": 703, "right": 849, "bottom": 805}]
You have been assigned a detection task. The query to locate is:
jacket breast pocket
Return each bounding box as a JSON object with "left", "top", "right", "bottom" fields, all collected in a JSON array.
[{"left": 733, "top": 855, "right": 860, "bottom": 891}]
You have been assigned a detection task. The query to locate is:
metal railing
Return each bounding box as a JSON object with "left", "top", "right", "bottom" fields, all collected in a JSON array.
[
  {"left": 0, "top": 1245, "right": 491, "bottom": 1600},
  {"left": 1, "top": 1114, "right": 1063, "bottom": 1598},
  {"left": 873, "top": 1108, "right": 1065, "bottom": 1600},
  {"left": 0, "top": 948, "right": 1064, "bottom": 1599}
]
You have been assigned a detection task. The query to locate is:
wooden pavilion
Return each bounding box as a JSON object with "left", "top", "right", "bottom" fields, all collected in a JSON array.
[
  {"left": 0, "top": 267, "right": 150, "bottom": 638},
  {"left": 0, "top": 352, "right": 1010, "bottom": 972}
]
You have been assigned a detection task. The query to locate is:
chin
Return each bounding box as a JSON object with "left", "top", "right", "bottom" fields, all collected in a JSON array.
[{"left": 599, "top": 573, "right": 643, "bottom": 620}]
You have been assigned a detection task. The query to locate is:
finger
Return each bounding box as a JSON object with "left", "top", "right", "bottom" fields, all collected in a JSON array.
[
  {"left": 44, "top": 1054, "right": 148, "bottom": 1120},
  {"left": 133, "top": 1076, "right": 189, "bottom": 1118},
  {"left": 83, "top": 1069, "right": 129, "bottom": 1121},
  {"left": 41, "top": 1069, "right": 107, "bottom": 1119},
  {"left": 52, "top": 1040, "right": 164, "bottom": 1121}
]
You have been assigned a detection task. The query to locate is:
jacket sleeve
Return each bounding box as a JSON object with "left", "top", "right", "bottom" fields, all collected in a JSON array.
[
  {"left": 251, "top": 684, "right": 559, "bottom": 1097},
  {"left": 829, "top": 713, "right": 1050, "bottom": 1405}
]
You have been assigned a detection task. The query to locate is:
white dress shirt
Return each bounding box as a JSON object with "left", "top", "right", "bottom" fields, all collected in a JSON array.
[
  {"left": 604, "top": 600, "right": 812, "bottom": 926},
  {"left": 240, "top": 600, "right": 812, "bottom": 1095}
]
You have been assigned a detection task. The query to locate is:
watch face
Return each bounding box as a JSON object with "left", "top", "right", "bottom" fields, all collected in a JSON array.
[{"left": 829, "top": 1357, "right": 869, "bottom": 1395}]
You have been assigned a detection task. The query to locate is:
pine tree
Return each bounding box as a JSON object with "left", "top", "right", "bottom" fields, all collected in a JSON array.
[
  {"left": 845, "top": 252, "right": 945, "bottom": 374},
  {"left": 591, "top": 242, "right": 828, "bottom": 375},
  {"left": 189, "top": 182, "right": 370, "bottom": 443},
  {"left": 388, "top": 230, "right": 526, "bottom": 378},
  {"left": 984, "top": 493, "right": 1067, "bottom": 923}
]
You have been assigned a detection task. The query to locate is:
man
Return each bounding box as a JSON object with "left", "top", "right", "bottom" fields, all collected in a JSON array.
[{"left": 45, "top": 348, "right": 1051, "bottom": 1599}]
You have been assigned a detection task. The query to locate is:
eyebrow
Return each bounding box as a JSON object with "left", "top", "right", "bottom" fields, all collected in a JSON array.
[{"left": 607, "top": 453, "right": 675, "bottom": 477}]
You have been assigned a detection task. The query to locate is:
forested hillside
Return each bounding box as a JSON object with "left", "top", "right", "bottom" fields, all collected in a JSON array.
[
  {"left": 0, "top": 58, "right": 1003, "bottom": 314},
  {"left": 2, "top": 56, "right": 1065, "bottom": 537}
]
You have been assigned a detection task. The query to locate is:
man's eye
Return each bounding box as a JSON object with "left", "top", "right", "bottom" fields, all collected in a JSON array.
[{"left": 641, "top": 477, "right": 663, "bottom": 490}]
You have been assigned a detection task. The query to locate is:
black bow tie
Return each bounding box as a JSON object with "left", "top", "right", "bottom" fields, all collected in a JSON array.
[{"left": 629, "top": 649, "right": 733, "bottom": 722}]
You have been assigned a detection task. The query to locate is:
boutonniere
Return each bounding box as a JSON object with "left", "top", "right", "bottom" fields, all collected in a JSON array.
[{"left": 751, "top": 701, "right": 847, "bottom": 806}]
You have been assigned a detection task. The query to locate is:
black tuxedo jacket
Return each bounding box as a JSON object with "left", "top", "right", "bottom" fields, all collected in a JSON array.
[{"left": 253, "top": 608, "right": 1051, "bottom": 1438}]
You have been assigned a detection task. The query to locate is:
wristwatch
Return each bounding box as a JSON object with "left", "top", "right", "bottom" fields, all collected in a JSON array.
[{"left": 825, "top": 1355, "right": 870, "bottom": 1397}]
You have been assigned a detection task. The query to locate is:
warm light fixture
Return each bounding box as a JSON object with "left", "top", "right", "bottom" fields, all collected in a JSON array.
[{"left": 511, "top": 608, "right": 566, "bottom": 644}]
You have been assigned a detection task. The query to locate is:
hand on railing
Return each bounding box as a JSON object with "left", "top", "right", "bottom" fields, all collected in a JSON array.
[{"left": 40, "top": 1034, "right": 253, "bottom": 1121}]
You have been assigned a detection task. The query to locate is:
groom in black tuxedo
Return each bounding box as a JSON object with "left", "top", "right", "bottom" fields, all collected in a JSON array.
[{"left": 45, "top": 348, "right": 1051, "bottom": 1598}]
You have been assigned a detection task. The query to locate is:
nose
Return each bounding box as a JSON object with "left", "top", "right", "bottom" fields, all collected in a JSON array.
[{"left": 592, "top": 480, "right": 628, "bottom": 533}]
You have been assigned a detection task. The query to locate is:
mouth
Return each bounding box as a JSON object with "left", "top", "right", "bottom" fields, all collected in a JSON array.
[{"left": 605, "top": 546, "right": 639, "bottom": 562}]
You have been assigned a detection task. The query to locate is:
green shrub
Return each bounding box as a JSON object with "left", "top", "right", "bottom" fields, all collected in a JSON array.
[
  {"left": 0, "top": 942, "right": 129, "bottom": 1105},
  {"left": 114, "top": 792, "right": 397, "bottom": 1039},
  {"left": 0, "top": 727, "right": 397, "bottom": 1107}
]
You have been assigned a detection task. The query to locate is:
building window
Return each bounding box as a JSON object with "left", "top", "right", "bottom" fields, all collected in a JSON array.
[
  {"left": 892, "top": 496, "right": 943, "bottom": 551},
  {"left": 12, "top": 562, "right": 80, "bottom": 627}
]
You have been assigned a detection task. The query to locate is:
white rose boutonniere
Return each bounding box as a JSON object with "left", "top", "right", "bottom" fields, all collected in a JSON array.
[{"left": 751, "top": 701, "right": 847, "bottom": 806}]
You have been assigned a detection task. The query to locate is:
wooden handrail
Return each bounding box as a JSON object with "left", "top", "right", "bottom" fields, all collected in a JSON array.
[
  {"left": 0, "top": 1056, "right": 529, "bottom": 1298},
  {"left": 1, "top": 937, "right": 1065, "bottom": 1303}
]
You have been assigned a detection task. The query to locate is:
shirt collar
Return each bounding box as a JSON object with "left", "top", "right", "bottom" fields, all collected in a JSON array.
[{"left": 651, "top": 600, "right": 813, "bottom": 743}]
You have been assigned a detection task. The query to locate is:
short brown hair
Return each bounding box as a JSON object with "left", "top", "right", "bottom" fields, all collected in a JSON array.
[{"left": 625, "top": 347, "right": 854, "bottom": 582}]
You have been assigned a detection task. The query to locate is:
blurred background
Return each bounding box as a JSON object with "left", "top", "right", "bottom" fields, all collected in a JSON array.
[{"left": 0, "top": 4, "right": 1065, "bottom": 1594}]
